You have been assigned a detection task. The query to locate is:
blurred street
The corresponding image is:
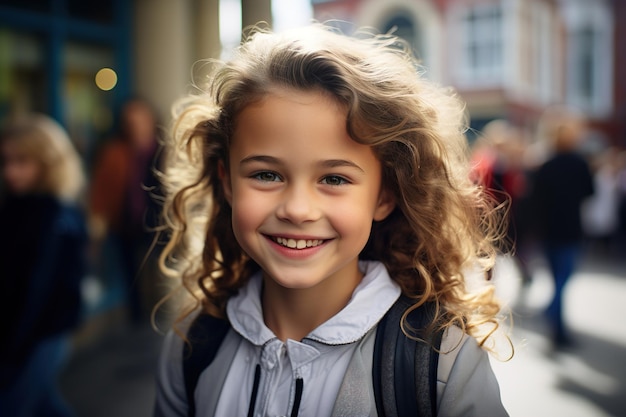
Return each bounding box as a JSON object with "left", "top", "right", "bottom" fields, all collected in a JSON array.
[
  {"left": 59, "top": 321, "right": 162, "bottom": 417},
  {"left": 59, "top": 251, "right": 626, "bottom": 417},
  {"left": 491, "top": 252, "right": 626, "bottom": 417}
]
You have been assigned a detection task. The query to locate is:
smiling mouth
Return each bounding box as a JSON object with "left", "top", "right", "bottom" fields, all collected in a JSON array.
[{"left": 271, "top": 236, "right": 327, "bottom": 249}]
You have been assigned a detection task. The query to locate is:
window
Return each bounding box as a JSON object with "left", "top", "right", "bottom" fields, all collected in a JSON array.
[
  {"left": 575, "top": 26, "right": 595, "bottom": 102},
  {"left": 0, "top": 31, "right": 46, "bottom": 120},
  {"left": 0, "top": 0, "right": 128, "bottom": 133},
  {"left": 458, "top": 4, "right": 503, "bottom": 83},
  {"left": 63, "top": 41, "right": 116, "bottom": 155},
  {"left": 383, "top": 15, "right": 420, "bottom": 54},
  {"left": 563, "top": 2, "right": 613, "bottom": 117}
]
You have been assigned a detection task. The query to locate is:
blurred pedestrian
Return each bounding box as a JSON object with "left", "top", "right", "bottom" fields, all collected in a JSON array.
[
  {"left": 533, "top": 108, "right": 594, "bottom": 347},
  {"left": 89, "top": 98, "right": 161, "bottom": 323},
  {"left": 0, "top": 114, "right": 87, "bottom": 417},
  {"left": 471, "top": 120, "right": 533, "bottom": 284}
]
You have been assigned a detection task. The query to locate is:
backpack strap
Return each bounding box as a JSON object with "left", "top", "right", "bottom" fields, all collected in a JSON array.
[
  {"left": 183, "top": 313, "right": 231, "bottom": 417},
  {"left": 183, "top": 298, "right": 442, "bottom": 417},
  {"left": 373, "top": 297, "right": 442, "bottom": 417}
]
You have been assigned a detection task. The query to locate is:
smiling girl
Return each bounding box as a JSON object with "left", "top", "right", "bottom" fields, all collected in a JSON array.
[{"left": 154, "top": 25, "right": 509, "bottom": 417}]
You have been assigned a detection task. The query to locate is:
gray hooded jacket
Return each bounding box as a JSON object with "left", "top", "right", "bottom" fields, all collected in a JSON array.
[{"left": 154, "top": 261, "right": 508, "bottom": 417}]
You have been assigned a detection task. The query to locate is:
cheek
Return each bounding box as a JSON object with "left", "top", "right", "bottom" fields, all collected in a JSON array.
[
  {"left": 26, "top": 163, "right": 41, "bottom": 179},
  {"left": 4, "top": 161, "right": 40, "bottom": 188},
  {"left": 23, "top": 164, "right": 42, "bottom": 186},
  {"left": 230, "top": 188, "right": 270, "bottom": 238},
  {"left": 327, "top": 197, "right": 375, "bottom": 241}
]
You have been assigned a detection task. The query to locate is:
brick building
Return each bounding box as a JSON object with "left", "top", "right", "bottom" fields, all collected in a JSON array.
[{"left": 312, "top": 0, "right": 623, "bottom": 147}]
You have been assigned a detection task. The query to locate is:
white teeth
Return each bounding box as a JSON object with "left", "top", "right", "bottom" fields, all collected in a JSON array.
[{"left": 274, "top": 237, "right": 324, "bottom": 249}]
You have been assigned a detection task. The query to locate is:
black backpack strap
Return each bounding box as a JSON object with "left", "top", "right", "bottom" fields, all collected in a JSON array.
[
  {"left": 183, "top": 313, "right": 231, "bottom": 417},
  {"left": 373, "top": 297, "right": 442, "bottom": 417}
]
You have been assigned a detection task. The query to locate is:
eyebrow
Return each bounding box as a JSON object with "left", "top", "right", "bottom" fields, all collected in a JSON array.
[
  {"left": 319, "top": 159, "right": 365, "bottom": 173},
  {"left": 239, "top": 155, "right": 280, "bottom": 166},
  {"left": 239, "top": 155, "right": 365, "bottom": 173}
]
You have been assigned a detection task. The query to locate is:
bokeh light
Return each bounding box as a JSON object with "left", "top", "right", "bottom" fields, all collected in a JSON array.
[{"left": 94, "top": 67, "right": 117, "bottom": 91}]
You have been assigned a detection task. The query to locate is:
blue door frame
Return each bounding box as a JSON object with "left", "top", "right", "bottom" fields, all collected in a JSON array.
[{"left": 0, "top": 0, "right": 132, "bottom": 127}]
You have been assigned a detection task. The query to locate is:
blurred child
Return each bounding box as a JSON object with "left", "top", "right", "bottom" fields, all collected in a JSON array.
[
  {"left": 154, "top": 25, "right": 509, "bottom": 416},
  {"left": 0, "top": 114, "right": 87, "bottom": 416}
]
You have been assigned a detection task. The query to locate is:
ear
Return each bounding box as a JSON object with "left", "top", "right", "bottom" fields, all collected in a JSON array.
[
  {"left": 218, "top": 160, "right": 233, "bottom": 205},
  {"left": 373, "top": 188, "right": 395, "bottom": 221}
]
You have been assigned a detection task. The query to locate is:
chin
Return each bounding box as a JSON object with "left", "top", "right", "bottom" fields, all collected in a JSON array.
[{"left": 262, "top": 270, "right": 325, "bottom": 291}]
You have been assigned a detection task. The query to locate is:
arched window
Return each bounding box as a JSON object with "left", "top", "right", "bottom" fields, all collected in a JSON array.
[
  {"left": 458, "top": 4, "right": 503, "bottom": 83},
  {"left": 382, "top": 14, "right": 421, "bottom": 57}
]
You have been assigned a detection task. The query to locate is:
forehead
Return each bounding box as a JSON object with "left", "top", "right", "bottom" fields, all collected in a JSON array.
[
  {"left": 231, "top": 88, "right": 357, "bottom": 155},
  {"left": 1, "top": 133, "right": 43, "bottom": 159},
  {"left": 234, "top": 87, "right": 343, "bottom": 123},
  {"left": 1, "top": 138, "right": 26, "bottom": 153}
]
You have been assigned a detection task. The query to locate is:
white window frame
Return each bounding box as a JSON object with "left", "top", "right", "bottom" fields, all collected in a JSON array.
[
  {"left": 532, "top": 0, "right": 557, "bottom": 105},
  {"left": 454, "top": 2, "right": 504, "bottom": 87},
  {"left": 562, "top": 0, "right": 613, "bottom": 118}
]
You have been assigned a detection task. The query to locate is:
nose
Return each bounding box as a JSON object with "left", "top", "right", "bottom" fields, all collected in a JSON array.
[{"left": 275, "top": 182, "right": 321, "bottom": 224}]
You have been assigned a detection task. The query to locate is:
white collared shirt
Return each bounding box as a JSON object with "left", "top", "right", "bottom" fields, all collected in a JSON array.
[
  {"left": 214, "top": 260, "right": 401, "bottom": 417},
  {"left": 154, "top": 260, "right": 509, "bottom": 417}
]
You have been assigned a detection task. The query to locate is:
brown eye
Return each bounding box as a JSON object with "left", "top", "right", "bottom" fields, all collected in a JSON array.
[
  {"left": 252, "top": 171, "right": 281, "bottom": 182},
  {"left": 321, "top": 175, "right": 348, "bottom": 186}
]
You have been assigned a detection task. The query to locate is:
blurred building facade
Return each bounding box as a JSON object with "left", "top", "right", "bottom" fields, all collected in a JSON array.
[
  {"left": 0, "top": 0, "right": 271, "bottom": 326},
  {"left": 312, "top": 0, "right": 624, "bottom": 148},
  {"left": 0, "top": 0, "right": 271, "bottom": 160},
  {"left": 1, "top": 0, "right": 624, "bottom": 326},
  {"left": 0, "top": 0, "right": 132, "bottom": 158},
  {"left": 3, "top": 0, "right": 622, "bottom": 155}
]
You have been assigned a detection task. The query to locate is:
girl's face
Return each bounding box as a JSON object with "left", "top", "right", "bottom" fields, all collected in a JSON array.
[
  {"left": 221, "top": 88, "right": 394, "bottom": 292},
  {"left": 1, "top": 141, "right": 42, "bottom": 195}
]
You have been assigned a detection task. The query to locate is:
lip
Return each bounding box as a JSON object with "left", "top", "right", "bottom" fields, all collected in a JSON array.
[{"left": 263, "top": 234, "right": 332, "bottom": 259}]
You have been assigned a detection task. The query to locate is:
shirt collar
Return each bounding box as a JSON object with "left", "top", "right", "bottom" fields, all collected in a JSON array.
[{"left": 227, "top": 260, "right": 401, "bottom": 346}]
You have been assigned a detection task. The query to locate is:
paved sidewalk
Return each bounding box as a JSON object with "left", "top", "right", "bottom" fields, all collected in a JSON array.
[
  {"left": 60, "top": 321, "right": 163, "bottom": 417},
  {"left": 490, "top": 254, "right": 626, "bottom": 417}
]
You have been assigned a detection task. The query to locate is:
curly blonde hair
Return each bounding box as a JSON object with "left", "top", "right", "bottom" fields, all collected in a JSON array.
[
  {"left": 159, "top": 24, "right": 507, "bottom": 348},
  {"left": 1, "top": 113, "right": 84, "bottom": 201}
]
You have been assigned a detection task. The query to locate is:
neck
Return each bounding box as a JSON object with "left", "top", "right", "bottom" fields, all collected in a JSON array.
[{"left": 261, "top": 268, "right": 363, "bottom": 342}]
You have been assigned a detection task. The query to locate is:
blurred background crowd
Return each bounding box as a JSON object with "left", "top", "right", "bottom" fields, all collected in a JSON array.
[{"left": 1, "top": 0, "right": 625, "bottom": 416}]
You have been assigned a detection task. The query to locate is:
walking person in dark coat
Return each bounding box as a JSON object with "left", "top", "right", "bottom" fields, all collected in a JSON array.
[
  {"left": 0, "top": 114, "right": 87, "bottom": 416},
  {"left": 533, "top": 108, "right": 594, "bottom": 347}
]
